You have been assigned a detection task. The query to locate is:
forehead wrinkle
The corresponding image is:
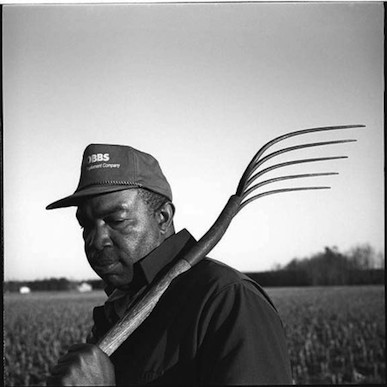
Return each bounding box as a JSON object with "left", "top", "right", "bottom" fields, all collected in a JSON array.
[
  {"left": 77, "top": 190, "right": 142, "bottom": 220},
  {"left": 93, "top": 203, "right": 133, "bottom": 219}
]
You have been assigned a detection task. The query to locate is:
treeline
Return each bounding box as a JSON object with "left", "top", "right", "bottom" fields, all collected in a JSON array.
[
  {"left": 4, "top": 278, "right": 106, "bottom": 293},
  {"left": 246, "top": 268, "right": 384, "bottom": 287},
  {"left": 246, "top": 244, "right": 385, "bottom": 287},
  {"left": 5, "top": 244, "right": 384, "bottom": 292}
]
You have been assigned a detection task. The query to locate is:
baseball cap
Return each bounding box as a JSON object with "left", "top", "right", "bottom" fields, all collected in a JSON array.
[{"left": 46, "top": 144, "right": 172, "bottom": 210}]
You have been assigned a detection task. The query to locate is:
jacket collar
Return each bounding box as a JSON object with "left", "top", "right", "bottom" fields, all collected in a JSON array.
[
  {"left": 105, "top": 228, "right": 196, "bottom": 297},
  {"left": 138, "top": 228, "right": 196, "bottom": 284}
]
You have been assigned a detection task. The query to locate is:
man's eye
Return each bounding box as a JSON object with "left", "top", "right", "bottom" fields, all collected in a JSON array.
[
  {"left": 107, "top": 218, "right": 127, "bottom": 227},
  {"left": 111, "top": 219, "right": 124, "bottom": 225}
]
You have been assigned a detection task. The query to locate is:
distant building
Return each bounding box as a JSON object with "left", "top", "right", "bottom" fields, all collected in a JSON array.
[
  {"left": 77, "top": 282, "right": 92, "bottom": 292},
  {"left": 19, "top": 286, "right": 31, "bottom": 294}
]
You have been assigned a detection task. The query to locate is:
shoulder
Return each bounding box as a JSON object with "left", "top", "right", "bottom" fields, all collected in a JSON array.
[
  {"left": 186, "top": 257, "right": 252, "bottom": 291},
  {"left": 171, "top": 257, "right": 278, "bottom": 313}
]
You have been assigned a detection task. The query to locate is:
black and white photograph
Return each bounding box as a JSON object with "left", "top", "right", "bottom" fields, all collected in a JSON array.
[{"left": 3, "top": 1, "right": 384, "bottom": 385}]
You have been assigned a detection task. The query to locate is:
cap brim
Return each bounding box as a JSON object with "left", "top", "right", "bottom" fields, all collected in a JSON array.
[{"left": 46, "top": 185, "right": 137, "bottom": 210}]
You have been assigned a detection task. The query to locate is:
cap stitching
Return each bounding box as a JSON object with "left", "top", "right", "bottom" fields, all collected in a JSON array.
[{"left": 81, "top": 181, "right": 143, "bottom": 188}]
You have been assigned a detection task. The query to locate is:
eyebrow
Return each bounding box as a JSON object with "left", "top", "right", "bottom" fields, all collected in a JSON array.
[
  {"left": 99, "top": 204, "right": 130, "bottom": 217},
  {"left": 76, "top": 204, "right": 130, "bottom": 222}
]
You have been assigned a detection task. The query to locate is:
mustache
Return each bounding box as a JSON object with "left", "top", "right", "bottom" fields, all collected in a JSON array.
[{"left": 88, "top": 249, "right": 118, "bottom": 266}]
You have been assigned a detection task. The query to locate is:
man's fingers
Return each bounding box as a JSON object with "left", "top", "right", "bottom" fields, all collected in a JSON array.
[
  {"left": 67, "top": 343, "right": 91, "bottom": 352},
  {"left": 47, "top": 343, "right": 115, "bottom": 386},
  {"left": 55, "top": 343, "right": 96, "bottom": 366},
  {"left": 56, "top": 351, "right": 79, "bottom": 364}
]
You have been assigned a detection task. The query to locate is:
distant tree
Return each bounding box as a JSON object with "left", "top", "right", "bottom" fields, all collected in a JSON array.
[
  {"left": 26, "top": 277, "right": 73, "bottom": 291},
  {"left": 285, "top": 257, "right": 308, "bottom": 271},
  {"left": 346, "top": 243, "right": 379, "bottom": 269},
  {"left": 284, "top": 246, "right": 352, "bottom": 285},
  {"left": 88, "top": 279, "right": 105, "bottom": 289},
  {"left": 270, "top": 262, "right": 283, "bottom": 271},
  {"left": 308, "top": 247, "right": 350, "bottom": 285}
]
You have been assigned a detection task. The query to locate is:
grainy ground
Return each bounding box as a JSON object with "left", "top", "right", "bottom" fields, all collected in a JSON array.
[{"left": 4, "top": 286, "right": 385, "bottom": 385}]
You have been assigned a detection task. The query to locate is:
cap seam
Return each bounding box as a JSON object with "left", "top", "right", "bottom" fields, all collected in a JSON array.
[{"left": 80, "top": 181, "right": 143, "bottom": 189}]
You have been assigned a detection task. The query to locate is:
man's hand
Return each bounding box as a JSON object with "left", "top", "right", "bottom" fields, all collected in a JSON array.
[{"left": 46, "top": 343, "right": 115, "bottom": 386}]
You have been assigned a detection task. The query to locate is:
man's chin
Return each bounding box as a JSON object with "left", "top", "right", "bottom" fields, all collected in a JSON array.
[{"left": 100, "top": 272, "right": 133, "bottom": 290}]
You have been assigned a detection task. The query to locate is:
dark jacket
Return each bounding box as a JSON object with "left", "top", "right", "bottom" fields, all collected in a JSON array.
[{"left": 90, "top": 229, "right": 293, "bottom": 385}]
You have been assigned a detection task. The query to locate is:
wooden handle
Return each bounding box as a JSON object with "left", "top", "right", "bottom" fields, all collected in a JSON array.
[
  {"left": 97, "top": 259, "right": 192, "bottom": 356},
  {"left": 96, "top": 195, "right": 241, "bottom": 356}
]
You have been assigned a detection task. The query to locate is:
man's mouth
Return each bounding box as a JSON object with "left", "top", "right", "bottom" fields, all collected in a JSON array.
[
  {"left": 89, "top": 253, "right": 120, "bottom": 274},
  {"left": 93, "top": 261, "right": 120, "bottom": 275},
  {"left": 88, "top": 250, "right": 117, "bottom": 266}
]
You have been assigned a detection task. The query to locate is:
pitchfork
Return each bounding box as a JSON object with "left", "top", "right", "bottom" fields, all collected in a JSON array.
[{"left": 97, "top": 124, "right": 365, "bottom": 356}]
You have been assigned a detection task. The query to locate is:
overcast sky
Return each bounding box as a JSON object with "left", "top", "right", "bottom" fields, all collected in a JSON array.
[{"left": 3, "top": 2, "right": 384, "bottom": 281}]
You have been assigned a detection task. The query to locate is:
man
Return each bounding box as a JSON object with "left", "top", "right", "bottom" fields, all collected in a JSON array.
[{"left": 46, "top": 143, "right": 292, "bottom": 385}]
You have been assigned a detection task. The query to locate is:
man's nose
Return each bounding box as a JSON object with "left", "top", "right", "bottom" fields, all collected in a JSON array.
[{"left": 85, "top": 222, "right": 112, "bottom": 251}]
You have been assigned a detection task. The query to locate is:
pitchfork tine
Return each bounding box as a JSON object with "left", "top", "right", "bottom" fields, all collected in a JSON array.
[
  {"left": 244, "top": 139, "right": 356, "bottom": 184},
  {"left": 236, "top": 124, "right": 365, "bottom": 196},
  {"left": 245, "top": 156, "right": 347, "bottom": 189},
  {"left": 238, "top": 187, "right": 331, "bottom": 212},
  {"left": 242, "top": 172, "right": 339, "bottom": 200}
]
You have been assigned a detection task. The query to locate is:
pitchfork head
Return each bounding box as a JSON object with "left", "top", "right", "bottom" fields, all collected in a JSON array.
[{"left": 236, "top": 125, "right": 365, "bottom": 213}]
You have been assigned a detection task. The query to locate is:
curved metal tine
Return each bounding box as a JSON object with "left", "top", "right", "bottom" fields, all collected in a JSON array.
[
  {"left": 242, "top": 172, "right": 338, "bottom": 200},
  {"left": 238, "top": 187, "right": 331, "bottom": 213},
  {"left": 236, "top": 124, "right": 364, "bottom": 196},
  {"left": 245, "top": 156, "right": 347, "bottom": 190},
  {"left": 244, "top": 139, "right": 355, "bottom": 186}
]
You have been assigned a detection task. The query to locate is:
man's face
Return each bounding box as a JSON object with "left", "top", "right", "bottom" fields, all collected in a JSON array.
[{"left": 76, "top": 189, "right": 163, "bottom": 290}]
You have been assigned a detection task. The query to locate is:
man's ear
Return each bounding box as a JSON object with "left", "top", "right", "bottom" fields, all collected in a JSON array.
[{"left": 156, "top": 201, "right": 175, "bottom": 235}]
